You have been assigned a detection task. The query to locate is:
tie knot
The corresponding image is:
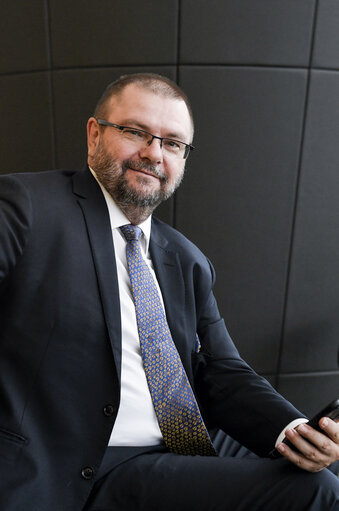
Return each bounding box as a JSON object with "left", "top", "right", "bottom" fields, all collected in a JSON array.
[{"left": 120, "top": 224, "right": 143, "bottom": 242}]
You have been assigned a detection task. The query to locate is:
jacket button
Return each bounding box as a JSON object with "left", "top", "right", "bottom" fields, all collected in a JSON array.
[
  {"left": 81, "top": 467, "right": 94, "bottom": 480},
  {"left": 103, "top": 404, "right": 115, "bottom": 417}
]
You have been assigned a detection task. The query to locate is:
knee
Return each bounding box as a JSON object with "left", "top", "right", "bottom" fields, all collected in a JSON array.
[{"left": 299, "top": 469, "right": 339, "bottom": 510}]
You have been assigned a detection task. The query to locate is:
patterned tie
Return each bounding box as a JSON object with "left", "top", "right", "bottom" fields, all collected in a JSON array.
[{"left": 120, "top": 224, "right": 216, "bottom": 456}]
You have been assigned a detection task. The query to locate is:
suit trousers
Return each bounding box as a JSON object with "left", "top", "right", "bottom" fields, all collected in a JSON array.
[{"left": 83, "top": 438, "right": 339, "bottom": 511}]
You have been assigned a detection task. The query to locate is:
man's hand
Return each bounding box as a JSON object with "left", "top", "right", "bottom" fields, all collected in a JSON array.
[{"left": 277, "top": 417, "right": 339, "bottom": 472}]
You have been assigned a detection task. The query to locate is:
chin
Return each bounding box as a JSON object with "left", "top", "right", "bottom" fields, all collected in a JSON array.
[{"left": 129, "top": 179, "right": 162, "bottom": 196}]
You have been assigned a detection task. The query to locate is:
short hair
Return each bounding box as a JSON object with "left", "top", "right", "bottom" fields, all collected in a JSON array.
[{"left": 93, "top": 73, "right": 194, "bottom": 130}]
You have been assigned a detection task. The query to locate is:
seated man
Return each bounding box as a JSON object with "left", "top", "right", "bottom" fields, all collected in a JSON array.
[{"left": 0, "top": 73, "right": 338, "bottom": 510}]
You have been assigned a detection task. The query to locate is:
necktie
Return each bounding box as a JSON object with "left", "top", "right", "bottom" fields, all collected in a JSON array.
[{"left": 120, "top": 224, "right": 216, "bottom": 456}]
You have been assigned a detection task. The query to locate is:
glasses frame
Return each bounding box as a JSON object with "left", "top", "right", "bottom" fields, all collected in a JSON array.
[{"left": 96, "top": 118, "right": 194, "bottom": 159}]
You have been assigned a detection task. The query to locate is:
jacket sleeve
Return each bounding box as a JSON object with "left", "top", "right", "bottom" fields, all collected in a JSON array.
[
  {"left": 0, "top": 175, "right": 32, "bottom": 284},
  {"left": 193, "top": 256, "right": 304, "bottom": 457}
]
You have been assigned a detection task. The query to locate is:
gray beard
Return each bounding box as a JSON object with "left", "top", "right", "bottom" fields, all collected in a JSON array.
[{"left": 91, "top": 147, "right": 184, "bottom": 215}]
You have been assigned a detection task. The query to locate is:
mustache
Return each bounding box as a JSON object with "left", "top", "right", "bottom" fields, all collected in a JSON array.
[{"left": 121, "top": 159, "right": 167, "bottom": 183}]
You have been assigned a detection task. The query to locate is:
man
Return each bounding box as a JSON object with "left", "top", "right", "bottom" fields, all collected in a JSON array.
[{"left": 0, "top": 73, "right": 338, "bottom": 510}]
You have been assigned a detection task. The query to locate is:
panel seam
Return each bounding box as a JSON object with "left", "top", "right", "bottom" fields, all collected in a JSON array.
[
  {"left": 173, "top": 0, "right": 182, "bottom": 229},
  {"left": 4, "top": 64, "right": 339, "bottom": 78},
  {"left": 44, "top": 0, "right": 57, "bottom": 169},
  {"left": 275, "top": 0, "right": 320, "bottom": 389}
]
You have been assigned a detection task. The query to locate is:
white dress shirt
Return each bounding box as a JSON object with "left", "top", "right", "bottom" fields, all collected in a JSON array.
[{"left": 90, "top": 169, "right": 163, "bottom": 446}]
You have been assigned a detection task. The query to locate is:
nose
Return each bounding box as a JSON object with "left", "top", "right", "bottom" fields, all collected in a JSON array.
[{"left": 139, "top": 136, "right": 163, "bottom": 163}]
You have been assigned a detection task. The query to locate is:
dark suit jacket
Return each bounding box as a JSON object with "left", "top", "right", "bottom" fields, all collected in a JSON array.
[{"left": 0, "top": 168, "right": 301, "bottom": 511}]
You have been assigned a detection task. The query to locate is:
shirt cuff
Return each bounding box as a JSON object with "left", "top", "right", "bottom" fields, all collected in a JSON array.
[{"left": 275, "top": 418, "right": 309, "bottom": 447}]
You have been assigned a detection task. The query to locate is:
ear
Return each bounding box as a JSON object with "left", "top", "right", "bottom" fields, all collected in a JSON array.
[{"left": 87, "top": 117, "right": 101, "bottom": 161}]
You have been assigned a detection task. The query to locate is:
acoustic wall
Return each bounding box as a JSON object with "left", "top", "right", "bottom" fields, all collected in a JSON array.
[{"left": 1, "top": 0, "right": 338, "bottom": 417}]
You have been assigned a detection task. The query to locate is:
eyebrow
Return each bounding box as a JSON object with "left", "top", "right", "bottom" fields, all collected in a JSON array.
[{"left": 120, "top": 118, "right": 187, "bottom": 142}]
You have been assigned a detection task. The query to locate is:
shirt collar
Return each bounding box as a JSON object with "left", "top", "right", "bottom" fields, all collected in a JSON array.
[{"left": 89, "top": 167, "right": 152, "bottom": 252}]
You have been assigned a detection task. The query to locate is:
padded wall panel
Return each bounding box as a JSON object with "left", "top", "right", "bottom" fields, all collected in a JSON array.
[
  {"left": 0, "top": 73, "right": 53, "bottom": 174},
  {"left": 0, "top": 1, "right": 48, "bottom": 73},
  {"left": 280, "top": 71, "right": 339, "bottom": 373},
  {"left": 180, "top": 0, "right": 315, "bottom": 66},
  {"left": 177, "top": 67, "right": 307, "bottom": 373},
  {"left": 52, "top": 66, "right": 176, "bottom": 169},
  {"left": 278, "top": 373, "right": 339, "bottom": 417},
  {"left": 312, "top": 0, "right": 339, "bottom": 70},
  {"left": 49, "top": 0, "right": 178, "bottom": 68}
]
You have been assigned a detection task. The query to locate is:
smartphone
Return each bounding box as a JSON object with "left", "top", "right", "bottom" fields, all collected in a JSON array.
[{"left": 269, "top": 398, "right": 339, "bottom": 459}]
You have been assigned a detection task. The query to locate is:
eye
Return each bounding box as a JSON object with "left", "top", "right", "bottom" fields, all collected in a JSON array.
[
  {"left": 123, "top": 128, "right": 147, "bottom": 140},
  {"left": 163, "top": 139, "right": 182, "bottom": 152}
]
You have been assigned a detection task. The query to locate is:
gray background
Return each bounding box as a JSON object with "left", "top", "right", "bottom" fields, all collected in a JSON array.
[{"left": 1, "top": 0, "right": 338, "bottom": 417}]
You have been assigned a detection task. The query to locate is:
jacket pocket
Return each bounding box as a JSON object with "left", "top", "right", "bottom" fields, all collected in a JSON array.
[{"left": 0, "top": 427, "right": 28, "bottom": 463}]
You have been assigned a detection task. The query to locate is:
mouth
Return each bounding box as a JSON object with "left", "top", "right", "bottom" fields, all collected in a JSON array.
[
  {"left": 128, "top": 166, "right": 160, "bottom": 180},
  {"left": 123, "top": 160, "right": 166, "bottom": 184}
]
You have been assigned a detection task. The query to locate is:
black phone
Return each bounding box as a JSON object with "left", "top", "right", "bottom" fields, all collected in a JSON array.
[{"left": 269, "top": 398, "right": 339, "bottom": 459}]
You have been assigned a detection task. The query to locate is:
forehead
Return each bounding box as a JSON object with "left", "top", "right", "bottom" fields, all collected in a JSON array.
[{"left": 105, "top": 84, "right": 193, "bottom": 140}]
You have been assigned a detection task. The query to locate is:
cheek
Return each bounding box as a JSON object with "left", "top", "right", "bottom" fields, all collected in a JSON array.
[
  {"left": 100, "top": 136, "right": 136, "bottom": 162},
  {"left": 167, "top": 162, "right": 185, "bottom": 184}
]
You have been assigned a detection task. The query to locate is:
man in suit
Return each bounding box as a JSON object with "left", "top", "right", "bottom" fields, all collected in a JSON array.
[{"left": 0, "top": 73, "right": 338, "bottom": 511}]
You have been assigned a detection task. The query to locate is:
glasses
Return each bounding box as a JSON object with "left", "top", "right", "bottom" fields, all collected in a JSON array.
[{"left": 96, "top": 118, "right": 194, "bottom": 159}]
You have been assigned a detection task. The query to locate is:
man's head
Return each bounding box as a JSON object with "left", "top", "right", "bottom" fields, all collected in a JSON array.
[{"left": 87, "top": 73, "right": 194, "bottom": 224}]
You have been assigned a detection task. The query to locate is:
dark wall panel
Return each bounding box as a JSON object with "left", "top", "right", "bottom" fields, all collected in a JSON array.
[
  {"left": 281, "top": 71, "right": 339, "bottom": 373},
  {"left": 0, "top": 73, "right": 53, "bottom": 174},
  {"left": 180, "top": 0, "right": 315, "bottom": 66},
  {"left": 0, "top": 1, "right": 48, "bottom": 73},
  {"left": 312, "top": 0, "right": 339, "bottom": 70},
  {"left": 177, "top": 67, "right": 307, "bottom": 373},
  {"left": 49, "top": 0, "right": 178, "bottom": 68},
  {"left": 278, "top": 372, "right": 339, "bottom": 417}
]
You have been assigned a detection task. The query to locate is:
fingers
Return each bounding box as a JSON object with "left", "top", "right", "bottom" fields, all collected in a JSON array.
[
  {"left": 277, "top": 426, "right": 327, "bottom": 472},
  {"left": 277, "top": 420, "right": 339, "bottom": 473},
  {"left": 319, "top": 416, "right": 339, "bottom": 444}
]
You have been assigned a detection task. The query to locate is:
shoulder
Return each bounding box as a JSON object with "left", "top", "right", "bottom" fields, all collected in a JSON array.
[
  {"left": 0, "top": 170, "right": 89, "bottom": 238},
  {"left": 0, "top": 169, "right": 79, "bottom": 204},
  {"left": 152, "top": 216, "right": 205, "bottom": 258},
  {"left": 0, "top": 169, "right": 84, "bottom": 212},
  {"left": 151, "top": 216, "right": 215, "bottom": 281},
  {"left": 0, "top": 169, "right": 77, "bottom": 192}
]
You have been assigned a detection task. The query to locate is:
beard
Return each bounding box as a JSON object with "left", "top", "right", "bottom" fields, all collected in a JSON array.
[{"left": 91, "top": 140, "right": 185, "bottom": 211}]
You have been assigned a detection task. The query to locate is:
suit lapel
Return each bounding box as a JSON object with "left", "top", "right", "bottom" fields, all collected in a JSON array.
[
  {"left": 72, "top": 169, "right": 122, "bottom": 381},
  {"left": 150, "top": 221, "right": 189, "bottom": 367},
  {"left": 71, "top": 171, "right": 189, "bottom": 380}
]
